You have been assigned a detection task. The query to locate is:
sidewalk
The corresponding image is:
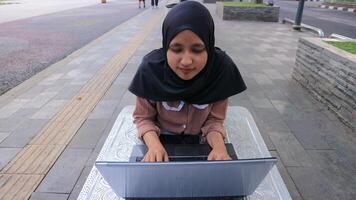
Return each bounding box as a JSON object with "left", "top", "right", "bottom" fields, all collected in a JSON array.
[
  {"left": 0, "top": 1, "right": 356, "bottom": 200},
  {"left": 321, "top": 2, "right": 356, "bottom": 12}
]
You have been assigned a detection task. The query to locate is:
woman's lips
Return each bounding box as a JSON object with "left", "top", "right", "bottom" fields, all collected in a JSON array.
[{"left": 179, "top": 68, "right": 194, "bottom": 75}]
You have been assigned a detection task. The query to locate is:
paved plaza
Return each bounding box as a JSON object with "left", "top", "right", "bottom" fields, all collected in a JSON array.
[{"left": 0, "top": 0, "right": 355, "bottom": 199}]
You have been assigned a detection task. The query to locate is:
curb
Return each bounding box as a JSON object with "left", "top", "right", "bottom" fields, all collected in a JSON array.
[{"left": 320, "top": 5, "right": 356, "bottom": 12}]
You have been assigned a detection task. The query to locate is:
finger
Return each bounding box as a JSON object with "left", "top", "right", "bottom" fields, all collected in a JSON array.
[
  {"left": 156, "top": 153, "right": 163, "bottom": 162},
  {"left": 207, "top": 153, "right": 214, "bottom": 160},
  {"left": 149, "top": 154, "right": 156, "bottom": 162},
  {"left": 215, "top": 156, "right": 223, "bottom": 161},
  {"left": 164, "top": 153, "right": 169, "bottom": 162},
  {"left": 144, "top": 154, "right": 154, "bottom": 162},
  {"left": 142, "top": 154, "right": 148, "bottom": 162}
]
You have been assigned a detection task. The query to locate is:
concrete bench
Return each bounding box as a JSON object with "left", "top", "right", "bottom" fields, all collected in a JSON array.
[{"left": 77, "top": 106, "right": 292, "bottom": 199}]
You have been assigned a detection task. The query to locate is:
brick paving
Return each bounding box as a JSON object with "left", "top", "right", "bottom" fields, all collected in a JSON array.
[{"left": 0, "top": 1, "right": 355, "bottom": 199}]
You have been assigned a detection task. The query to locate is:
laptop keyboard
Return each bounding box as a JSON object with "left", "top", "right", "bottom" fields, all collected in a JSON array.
[{"left": 135, "top": 156, "right": 208, "bottom": 162}]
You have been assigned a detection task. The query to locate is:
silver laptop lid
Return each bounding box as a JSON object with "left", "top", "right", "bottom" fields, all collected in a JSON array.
[{"left": 95, "top": 158, "right": 277, "bottom": 198}]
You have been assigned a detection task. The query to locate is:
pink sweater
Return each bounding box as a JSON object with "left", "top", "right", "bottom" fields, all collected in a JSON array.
[{"left": 133, "top": 97, "right": 228, "bottom": 139}]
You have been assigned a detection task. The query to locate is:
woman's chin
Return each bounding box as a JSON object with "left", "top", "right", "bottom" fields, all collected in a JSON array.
[{"left": 178, "top": 73, "right": 194, "bottom": 80}]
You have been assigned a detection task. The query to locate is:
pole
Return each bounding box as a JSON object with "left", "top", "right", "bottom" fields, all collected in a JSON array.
[{"left": 293, "top": 0, "right": 305, "bottom": 30}]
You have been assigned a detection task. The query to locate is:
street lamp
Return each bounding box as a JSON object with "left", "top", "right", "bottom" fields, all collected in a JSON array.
[{"left": 293, "top": 0, "right": 305, "bottom": 30}]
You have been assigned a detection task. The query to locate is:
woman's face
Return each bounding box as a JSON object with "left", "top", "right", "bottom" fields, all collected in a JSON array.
[{"left": 167, "top": 30, "right": 208, "bottom": 80}]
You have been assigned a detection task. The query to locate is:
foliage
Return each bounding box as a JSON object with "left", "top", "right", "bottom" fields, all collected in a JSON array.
[{"left": 325, "top": 41, "right": 356, "bottom": 54}]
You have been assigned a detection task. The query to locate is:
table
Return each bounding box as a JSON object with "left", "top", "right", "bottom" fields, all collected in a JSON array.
[{"left": 77, "top": 106, "right": 292, "bottom": 200}]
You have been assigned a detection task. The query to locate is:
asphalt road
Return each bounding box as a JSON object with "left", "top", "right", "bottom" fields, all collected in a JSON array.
[
  {"left": 277, "top": 0, "right": 356, "bottom": 38},
  {"left": 0, "top": 0, "right": 144, "bottom": 95}
]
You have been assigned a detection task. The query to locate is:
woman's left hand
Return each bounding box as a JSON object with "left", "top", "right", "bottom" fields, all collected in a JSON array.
[
  {"left": 208, "top": 147, "right": 232, "bottom": 160},
  {"left": 206, "top": 131, "right": 232, "bottom": 160}
]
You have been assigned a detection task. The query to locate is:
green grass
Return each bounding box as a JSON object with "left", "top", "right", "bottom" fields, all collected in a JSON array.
[
  {"left": 223, "top": 2, "right": 268, "bottom": 7},
  {"left": 325, "top": 41, "right": 356, "bottom": 54}
]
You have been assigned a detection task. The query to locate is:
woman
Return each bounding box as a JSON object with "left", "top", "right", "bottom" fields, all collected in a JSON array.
[{"left": 129, "top": 1, "right": 246, "bottom": 162}]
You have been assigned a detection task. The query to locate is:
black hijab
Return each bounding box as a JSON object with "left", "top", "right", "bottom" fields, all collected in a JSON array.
[{"left": 129, "top": 1, "right": 246, "bottom": 104}]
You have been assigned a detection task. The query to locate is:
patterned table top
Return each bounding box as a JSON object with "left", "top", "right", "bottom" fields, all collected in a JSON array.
[{"left": 77, "top": 106, "right": 291, "bottom": 200}]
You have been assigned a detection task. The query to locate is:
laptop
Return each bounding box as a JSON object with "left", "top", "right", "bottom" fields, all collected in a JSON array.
[{"left": 95, "top": 143, "right": 277, "bottom": 198}]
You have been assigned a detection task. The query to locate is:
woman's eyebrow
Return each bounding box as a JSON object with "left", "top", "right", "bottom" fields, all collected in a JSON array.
[
  {"left": 191, "top": 43, "right": 205, "bottom": 48},
  {"left": 169, "top": 43, "right": 182, "bottom": 47}
]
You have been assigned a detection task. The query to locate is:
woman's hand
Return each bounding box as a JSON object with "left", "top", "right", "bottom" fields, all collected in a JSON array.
[
  {"left": 142, "top": 131, "right": 169, "bottom": 162},
  {"left": 208, "top": 146, "right": 232, "bottom": 160},
  {"left": 206, "top": 131, "right": 231, "bottom": 161},
  {"left": 142, "top": 144, "right": 169, "bottom": 162}
]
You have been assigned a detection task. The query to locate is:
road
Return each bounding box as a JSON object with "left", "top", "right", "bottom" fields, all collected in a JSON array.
[
  {"left": 0, "top": 0, "right": 144, "bottom": 95},
  {"left": 276, "top": 0, "right": 356, "bottom": 38}
]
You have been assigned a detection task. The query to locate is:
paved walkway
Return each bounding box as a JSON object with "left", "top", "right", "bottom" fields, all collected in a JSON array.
[
  {"left": 0, "top": 0, "right": 143, "bottom": 95},
  {"left": 0, "top": 1, "right": 355, "bottom": 199}
]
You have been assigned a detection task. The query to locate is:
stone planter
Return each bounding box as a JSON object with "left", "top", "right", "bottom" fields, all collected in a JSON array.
[
  {"left": 293, "top": 37, "right": 356, "bottom": 129},
  {"left": 216, "top": 2, "right": 279, "bottom": 22}
]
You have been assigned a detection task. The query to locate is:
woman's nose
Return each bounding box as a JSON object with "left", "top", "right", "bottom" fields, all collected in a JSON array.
[{"left": 180, "top": 52, "right": 193, "bottom": 66}]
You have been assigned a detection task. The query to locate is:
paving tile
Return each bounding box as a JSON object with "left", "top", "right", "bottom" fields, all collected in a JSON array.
[
  {"left": 0, "top": 108, "right": 37, "bottom": 132},
  {"left": 42, "top": 79, "right": 69, "bottom": 94},
  {"left": 0, "top": 99, "right": 30, "bottom": 119},
  {"left": 29, "top": 192, "right": 68, "bottom": 200},
  {"left": 22, "top": 92, "right": 58, "bottom": 109},
  {"left": 268, "top": 131, "right": 314, "bottom": 167},
  {"left": 0, "top": 119, "right": 49, "bottom": 148},
  {"left": 270, "top": 151, "right": 303, "bottom": 200},
  {"left": 91, "top": 109, "right": 120, "bottom": 156},
  {"left": 0, "top": 147, "right": 21, "bottom": 170},
  {"left": 264, "top": 57, "right": 283, "bottom": 65},
  {"left": 38, "top": 73, "right": 64, "bottom": 85},
  {"left": 113, "top": 63, "right": 137, "bottom": 86},
  {"left": 286, "top": 119, "right": 331, "bottom": 150},
  {"left": 270, "top": 100, "right": 305, "bottom": 121},
  {"left": 262, "top": 69, "right": 285, "bottom": 80},
  {"left": 17, "top": 85, "right": 47, "bottom": 99},
  {"left": 88, "top": 100, "right": 119, "bottom": 120},
  {"left": 63, "top": 69, "right": 88, "bottom": 79},
  {"left": 68, "top": 166, "right": 92, "bottom": 200},
  {"left": 229, "top": 98, "right": 253, "bottom": 111},
  {"left": 307, "top": 150, "right": 356, "bottom": 198},
  {"left": 127, "top": 55, "right": 144, "bottom": 64},
  {"left": 53, "top": 85, "right": 83, "bottom": 100},
  {"left": 263, "top": 89, "right": 289, "bottom": 102},
  {"left": 0, "top": 132, "right": 10, "bottom": 143},
  {"left": 85, "top": 150, "right": 100, "bottom": 167},
  {"left": 118, "top": 90, "right": 136, "bottom": 107},
  {"left": 36, "top": 149, "right": 92, "bottom": 194},
  {"left": 251, "top": 108, "right": 291, "bottom": 132},
  {"left": 102, "top": 83, "right": 127, "bottom": 101},
  {"left": 248, "top": 96, "right": 274, "bottom": 109},
  {"left": 241, "top": 77, "right": 261, "bottom": 92},
  {"left": 68, "top": 119, "right": 109, "bottom": 149},
  {"left": 30, "top": 100, "right": 67, "bottom": 119},
  {"left": 287, "top": 166, "right": 341, "bottom": 200}
]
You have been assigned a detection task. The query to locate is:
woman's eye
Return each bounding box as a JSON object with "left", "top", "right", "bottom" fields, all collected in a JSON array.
[
  {"left": 169, "top": 47, "right": 182, "bottom": 53},
  {"left": 192, "top": 47, "right": 205, "bottom": 53},
  {"left": 192, "top": 48, "right": 205, "bottom": 53}
]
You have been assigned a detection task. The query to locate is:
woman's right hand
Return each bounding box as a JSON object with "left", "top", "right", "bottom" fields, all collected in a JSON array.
[
  {"left": 142, "top": 131, "right": 169, "bottom": 162},
  {"left": 142, "top": 145, "right": 169, "bottom": 162}
]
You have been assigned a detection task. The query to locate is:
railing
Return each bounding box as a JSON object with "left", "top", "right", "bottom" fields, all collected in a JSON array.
[{"left": 282, "top": 18, "right": 325, "bottom": 37}]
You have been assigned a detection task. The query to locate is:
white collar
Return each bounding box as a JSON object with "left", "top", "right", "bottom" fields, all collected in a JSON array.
[{"left": 162, "top": 101, "right": 208, "bottom": 111}]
